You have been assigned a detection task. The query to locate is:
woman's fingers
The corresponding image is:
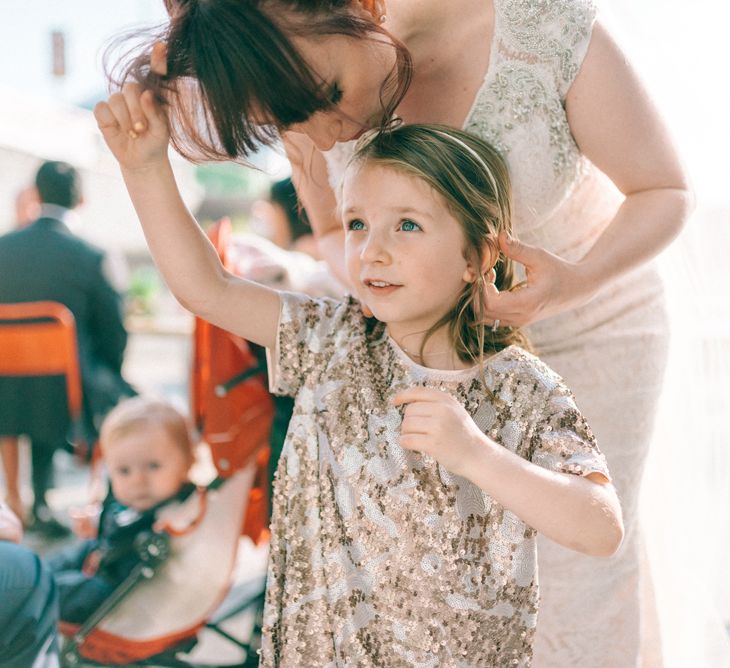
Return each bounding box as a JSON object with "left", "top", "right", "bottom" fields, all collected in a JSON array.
[{"left": 498, "top": 231, "right": 546, "bottom": 269}]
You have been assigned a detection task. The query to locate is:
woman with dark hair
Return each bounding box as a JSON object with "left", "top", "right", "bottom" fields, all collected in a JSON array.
[{"left": 100, "top": 1, "right": 691, "bottom": 665}]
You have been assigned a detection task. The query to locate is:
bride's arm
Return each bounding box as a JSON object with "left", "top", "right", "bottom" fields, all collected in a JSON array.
[
  {"left": 566, "top": 21, "right": 692, "bottom": 290},
  {"left": 282, "top": 132, "right": 349, "bottom": 285},
  {"left": 486, "top": 20, "right": 693, "bottom": 327}
]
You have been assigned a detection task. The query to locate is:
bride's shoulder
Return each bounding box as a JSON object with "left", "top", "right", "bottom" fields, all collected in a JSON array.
[
  {"left": 394, "top": 0, "right": 490, "bottom": 35},
  {"left": 496, "top": 0, "right": 597, "bottom": 29}
]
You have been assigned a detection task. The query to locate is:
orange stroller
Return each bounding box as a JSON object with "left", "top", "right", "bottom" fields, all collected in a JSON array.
[{"left": 59, "top": 219, "right": 275, "bottom": 667}]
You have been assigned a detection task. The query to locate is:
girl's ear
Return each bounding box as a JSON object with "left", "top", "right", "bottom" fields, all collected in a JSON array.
[{"left": 462, "top": 236, "right": 499, "bottom": 283}]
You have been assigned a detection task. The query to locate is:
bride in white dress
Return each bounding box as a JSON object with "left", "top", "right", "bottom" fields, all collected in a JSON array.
[{"left": 109, "top": 0, "right": 724, "bottom": 664}]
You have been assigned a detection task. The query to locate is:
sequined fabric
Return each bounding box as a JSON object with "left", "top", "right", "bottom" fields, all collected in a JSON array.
[
  {"left": 324, "top": 2, "right": 669, "bottom": 665},
  {"left": 260, "top": 293, "right": 609, "bottom": 667}
]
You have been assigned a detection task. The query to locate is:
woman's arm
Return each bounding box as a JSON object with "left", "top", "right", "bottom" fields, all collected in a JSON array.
[
  {"left": 567, "top": 21, "right": 692, "bottom": 289},
  {"left": 486, "top": 20, "right": 693, "bottom": 327},
  {"left": 94, "top": 85, "right": 280, "bottom": 349},
  {"left": 393, "top": 387, "right": 624, "bottom": 557},
  {"left": 282, "top": 133, "right": 349, "bottom": 284}
]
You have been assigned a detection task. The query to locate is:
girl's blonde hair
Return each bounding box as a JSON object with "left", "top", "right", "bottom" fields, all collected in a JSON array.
[
  {"left": 100, "top": 396, "right": 195, "bottom": 468},
  {"left": 348, "top": 123, "right": 531, "bottom": 367}
]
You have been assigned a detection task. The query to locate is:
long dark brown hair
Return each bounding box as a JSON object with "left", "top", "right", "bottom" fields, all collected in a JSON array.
[
  {"left": 348, "top": 124, "right": 532, "bottom": 366},
  {"left": 107, "top": 0, "right": 413, "bottom": 162}
]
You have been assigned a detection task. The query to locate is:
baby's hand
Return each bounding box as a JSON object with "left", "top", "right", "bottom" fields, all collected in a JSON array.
[
  {"left": 392, "top": 387, "right": 487, "bottom": 476},
  {"left": 69, "top": 503, "right": 101, "bottom": 539},
  {"left": 94, "top": 83, "right": 170, "bottom": 172}
]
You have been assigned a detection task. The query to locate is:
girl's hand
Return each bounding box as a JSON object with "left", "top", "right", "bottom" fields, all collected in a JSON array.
[
  {"left": 485, "top": 232, "right": 594, "bottom": 327},
  {"left": 392, "top": 387, "right": 488, "bottom": 477},
  {"left": 93, "top": 84, "right": 170, "bottom": 172}
]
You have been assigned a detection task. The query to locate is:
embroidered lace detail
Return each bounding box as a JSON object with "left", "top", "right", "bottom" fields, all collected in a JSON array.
[{"left": 462, "top": 0, "right": 597, "bottom": 233}]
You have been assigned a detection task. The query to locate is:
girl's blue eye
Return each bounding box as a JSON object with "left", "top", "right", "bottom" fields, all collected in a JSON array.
[
  {"left": 348, "top": 219, "right": 366, "bottom": 231},
  {"left": 399, "top": 219, "right": 421, "bottom": 232},
  {"left": 148, "top": 461, "right": 162, "bottom": 471}
]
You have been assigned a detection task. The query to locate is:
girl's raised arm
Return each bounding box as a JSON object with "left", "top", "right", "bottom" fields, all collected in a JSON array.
[{"left": 94, "top": 84, "right": 280, "bottom": 350}]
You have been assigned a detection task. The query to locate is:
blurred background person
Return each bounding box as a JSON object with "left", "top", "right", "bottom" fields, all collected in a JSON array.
[
  {"left": 14, "top": 186, "right": 40, "bottom": 229},
  {"left": 0, "top": 160, "right": 135, "bottom": 538},
  {"left": 0, "top": 501, "right": 59, "bottom": 667},
  {"left": 251, "top": 177, "right": 318, "bottom": 259}
]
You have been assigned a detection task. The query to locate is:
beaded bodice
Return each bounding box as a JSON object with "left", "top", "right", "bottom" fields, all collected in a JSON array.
[{"left": 325, "top": 0, "right": 623, "bottom": 262}]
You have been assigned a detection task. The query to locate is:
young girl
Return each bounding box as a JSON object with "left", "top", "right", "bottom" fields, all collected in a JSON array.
[{"left": 94, "top": 87, "right": 623, "bottom": 663}]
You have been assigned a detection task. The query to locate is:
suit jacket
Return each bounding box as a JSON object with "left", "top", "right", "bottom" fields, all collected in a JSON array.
[{"left": 0, "top": 216, "right": 133, "bottom": 444}]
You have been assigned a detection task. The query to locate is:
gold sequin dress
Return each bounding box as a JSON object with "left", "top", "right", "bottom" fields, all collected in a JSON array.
[
  {"left": 323, "top": 2, "right": 669, "bottom": 665},
  {"left": 260, "top": 293, "right": 610, "bottom": 667}
]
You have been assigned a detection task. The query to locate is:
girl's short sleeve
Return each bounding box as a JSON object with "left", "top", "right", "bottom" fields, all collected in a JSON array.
[
  {"left": 266, "top": 291, "right": 352, "bottom": 397},
  {"left": 530, "top": 381, "right": 611, "bottom": 481}
]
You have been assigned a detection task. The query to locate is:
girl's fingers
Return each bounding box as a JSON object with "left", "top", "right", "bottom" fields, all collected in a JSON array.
[
  {"left": 399, "top": 433, "right": 424, "bottom": 451},
  {"left": 400, "top": 415, "right": 433, "bottom": 435},
  {"left": 392, "top": 386, "right": 448, "bottom": 406},
  {"left": 121, "top": 82, "right": 147, "bottom": 135},
  {"left": 139, "top": 89, "right": 168, "bottom": 133},
  {"left": 107, "top": 91, "right": 135, "bottom": 138},
  {"left": 93, "top": 101, "right": 124, "bottom": 141}
]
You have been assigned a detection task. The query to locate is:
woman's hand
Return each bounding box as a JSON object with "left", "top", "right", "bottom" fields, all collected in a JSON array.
[
  {"left": 93, "top": 83, "right": 170, "bottom": 172},
  {"left": 485, "top": 232, "right": 595, "bottom": 328},
  {"left": 392, "top": 386, "right": 488, "bottom": 477}
]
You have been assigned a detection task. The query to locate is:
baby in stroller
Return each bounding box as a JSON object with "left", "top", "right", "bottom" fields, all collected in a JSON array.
[{"left": 46, "top": 396, "right": 196, "bottom": 625}]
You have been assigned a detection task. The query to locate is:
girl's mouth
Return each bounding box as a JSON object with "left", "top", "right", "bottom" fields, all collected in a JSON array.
[{"left": 364, "top": 279, "right": 401, "bottom": 295}]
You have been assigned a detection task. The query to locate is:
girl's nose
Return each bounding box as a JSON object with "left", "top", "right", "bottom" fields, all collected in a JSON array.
[{"left": 361, "top": 230, "right": 390, "bottom": 264}]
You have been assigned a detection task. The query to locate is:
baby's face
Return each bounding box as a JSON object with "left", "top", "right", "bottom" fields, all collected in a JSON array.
[{"left": 104, "top": 425, "right": 191, "bottom": 511}]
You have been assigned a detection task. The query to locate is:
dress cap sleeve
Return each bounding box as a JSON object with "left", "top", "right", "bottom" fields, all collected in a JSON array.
[
  {"left": 266, "top": 292, "right": 361, "bottom": 397},
  {"left": 530, "top": 377, "right": 611, "bottom": 481},
  {"left": 498, "top": 0, "right": 598, "bottom": 99}
]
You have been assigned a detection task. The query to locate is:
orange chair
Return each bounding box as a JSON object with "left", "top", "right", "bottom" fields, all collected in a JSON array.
[
  {"left": 191, "top": 218, "right": 274, "bottom": 544},
  {"left": 0, "top": 300, "right": 82, "bottom": 424},
  {"left": 0, "top": 301, "right": 86, "bottom": 518}
]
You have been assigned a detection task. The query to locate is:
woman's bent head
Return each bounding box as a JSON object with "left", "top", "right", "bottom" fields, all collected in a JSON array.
[{"left": 110, "top": 0, "right": 412, "bottom": 160}]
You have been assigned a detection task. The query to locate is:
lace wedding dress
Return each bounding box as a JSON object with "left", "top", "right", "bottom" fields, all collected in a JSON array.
[
  {"left": 324, "top": 1, "right": 668, "bottom": 665},
  {"left": 461, "top": 1, "right": 666, "bottom": 665}
]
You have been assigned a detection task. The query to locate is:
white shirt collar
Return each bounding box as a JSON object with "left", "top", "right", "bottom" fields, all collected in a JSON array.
[{"left": 39, "top": 204, "right": 81, "bottom": 233}]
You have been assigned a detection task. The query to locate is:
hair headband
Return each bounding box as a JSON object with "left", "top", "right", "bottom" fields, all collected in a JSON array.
[{"left": 353, "top": 123, "right": 501, "bottom": 202}]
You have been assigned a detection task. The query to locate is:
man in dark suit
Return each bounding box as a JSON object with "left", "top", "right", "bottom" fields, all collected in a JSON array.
[{"left": 0, "top": 161, "right": 135, "bottom": 535}]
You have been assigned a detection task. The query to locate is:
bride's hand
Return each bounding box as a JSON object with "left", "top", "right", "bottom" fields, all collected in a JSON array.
[{"left": 484, "top": 232, "right": 594, "bottom": 328}]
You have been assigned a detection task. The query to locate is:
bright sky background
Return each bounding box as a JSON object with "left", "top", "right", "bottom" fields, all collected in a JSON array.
[
  {"left": 1, "top": 0, "right": 729, "bottom": 206},
  {"left": 1, "top": 0, "right": 166, "bottom": 105}
]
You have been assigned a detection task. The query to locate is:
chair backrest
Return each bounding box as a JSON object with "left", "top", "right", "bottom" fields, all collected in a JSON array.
[
  {"left": 191, "top": 219, "right": 274, "bottom": 544},
  {"left": 0, "top": 301, "right": 82, "bottom": 419}
]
